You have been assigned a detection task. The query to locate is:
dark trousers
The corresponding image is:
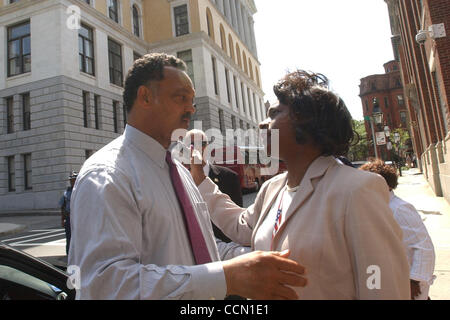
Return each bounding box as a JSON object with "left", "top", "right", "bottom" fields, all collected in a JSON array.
[{"left": 64, "top": 216, "right": 71, "bottom": 255}]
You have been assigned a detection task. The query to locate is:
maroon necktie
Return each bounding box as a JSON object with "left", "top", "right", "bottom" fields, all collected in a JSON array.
[{"left": 166, "top": 151, "right": 212, "bottom": 264}]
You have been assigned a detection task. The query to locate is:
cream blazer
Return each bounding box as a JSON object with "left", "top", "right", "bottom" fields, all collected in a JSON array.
[{"left": 198, "top": 156, "right": 411, "bottom": 299}]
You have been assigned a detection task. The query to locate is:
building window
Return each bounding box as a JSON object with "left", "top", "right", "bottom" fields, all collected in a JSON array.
[
  {"left": 7, "top": 156, "right": 15, "bottom": 192},
  {"left": 7, "top": 21, "right": 31, "bottom": 77},
  {"left": 400, "top": 111, "right": 407, "bottom": 127},
  {"left": 108, "top": 38, "right": 123, "bottom": 86},
  {"left": 206, "top": 8, "right": 214, "bottom": 39},
  {"left": 231, "top": 115, "right": 236, "bottom": 130},
  {"left": 239, "top": 119, "right": 244, "bottom": 129},
  {"left": 108, "top": 0, "right": 119, "bottom": 23},
  {"left": 220, "top": 24, "right": 227, "bottom": 52},
  {"left": 6, "top": 97, "right": 14, "bottom": 134},
  {"left": 177, "top": 49, "right": 194, "bottom": 86},
  {"left": 122, "top": 102, "right": 127, "bottom": 128},
  {"left": 22, "top": 93, "right": 30, "bottom": 131},
  {"left": 23, "top": 153, "right": 32, "bottom": 190},
  {"left": 112, "top": 100, "right": 119, "bottom": 133},
  {"left": 384, "top": 97, "right": 389, "bottom": 109},
  {"left": 225, "top": 68, "right": 231, "bottom": 103},
  {"left": 174, "top": 4, "right": 189, "bottom": 37},
  {"left": 218, "top": 109, "right": 225, "bottom": 134},
  {"left": 234, "top": 76, "right": 239, "bottom": 110},
  {"left": 83, "top": 91, "right": 89, "bottom": 128},
  {"left": 79, "top": 24, "right": 95, "bottom": 76},
  {"left": 10, "top": 1, "right": 20, "bottom": 3},
  {"left": 397, "top": 95, "right": 404, "bottom": 106},
  {"left": 211, "top": 56, "right": 218, "bottom": 96},
  {"left": 247, "top": 88, "right": 253, "bottom": 119},
  {"left": 241, "top": 82, "right": 246, "bottom": 115},
  {"left": 132, "top": 5, "right": 140, "bottom": 37},
  {"left": 94, "top": 95, "right": 100, "bottom": 129}
]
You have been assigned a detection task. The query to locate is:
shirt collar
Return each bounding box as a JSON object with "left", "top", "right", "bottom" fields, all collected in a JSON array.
[{"left": 124, "top": 124, "right": 167, "bottom": 169}]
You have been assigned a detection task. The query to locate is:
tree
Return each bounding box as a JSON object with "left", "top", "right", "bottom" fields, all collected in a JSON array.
[{"left": 348, "top": 119, "right": 369, "bottom": 161}]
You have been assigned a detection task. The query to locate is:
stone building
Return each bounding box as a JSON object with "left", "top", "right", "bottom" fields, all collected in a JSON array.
[
  {"left": 0, "top": 0, "right": 264, "bottom": 211},
  {"left": 360, "top": 60, "right": 409, "bottom": 160},
  {"left": 385, "top": 0, "right": 449, "bottom": 200}
]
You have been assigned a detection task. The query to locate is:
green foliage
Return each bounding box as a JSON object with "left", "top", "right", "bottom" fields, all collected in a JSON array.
[{"left": 348, "top": 119, "right": 369, "bottom": 161}]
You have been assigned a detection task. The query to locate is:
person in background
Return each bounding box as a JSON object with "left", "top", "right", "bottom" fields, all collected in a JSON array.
[
  {"left": 190, "top": 69, "right": 410, "bottom": 299},
  {"left": 185, "top": 129, "right": 243, "bottom": 243},
  {"left": 360, "top": 159, "right": 436, "bottom": 300},
  {"left": 59, "top": 171, "right": 77, "bottom": 255}
]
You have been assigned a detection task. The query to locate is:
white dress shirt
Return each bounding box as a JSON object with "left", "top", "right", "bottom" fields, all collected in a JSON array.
[
  {"left": 68, "top": 125, "right": 243, "bottom": 300},
  {"left": 389, "top": 191, "right": 436, "bottom": 286}
]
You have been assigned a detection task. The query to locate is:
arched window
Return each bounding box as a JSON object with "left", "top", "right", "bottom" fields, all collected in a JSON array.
[
  {"left": 220, "top": 24, "right": 227, "bottom": 52},
  {"left": 132, "top": 5, "right": 140, "bottom": 37},
  {"left": 228, "top": 34, "right": 235, "bottom": 62},
  {"left": 255, "top": 67, "right": 260, "bottom": 87},
  {"left": 243, "top": 51, "right": 248, "bottom": 75},
  {"left": 206, "top": 8, "right": 215, "bottom": 41},
  {"left": 248, "top": 58, "right": 253, "bottom": 80},
  {"left": 236, "top": 43, "right": 242, "bottom": 68}
]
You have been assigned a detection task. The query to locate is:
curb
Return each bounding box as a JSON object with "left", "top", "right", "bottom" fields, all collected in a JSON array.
[{"left": 0, "top": 211, "right": 60, "bottom": 218}]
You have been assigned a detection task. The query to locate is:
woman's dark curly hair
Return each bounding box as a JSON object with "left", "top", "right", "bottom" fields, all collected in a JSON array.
[
  {"left": 273, "top": 70, "right": 355, "bottom": 156},
  {"left": 359, "top": 159, "right": 398, "bottom": 189},
  {"left": 123, "top": 53, "right": 187, "bottom": 112}
]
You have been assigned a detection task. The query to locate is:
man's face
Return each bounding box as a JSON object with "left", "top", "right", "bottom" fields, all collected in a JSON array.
[{"left": 151, "top": 67, "right": 196, "bottom": 142}]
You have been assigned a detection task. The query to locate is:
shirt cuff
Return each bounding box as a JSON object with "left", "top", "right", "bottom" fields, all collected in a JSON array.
[{"left": 190, "top": 261, "right": 227, "bottom": 300}]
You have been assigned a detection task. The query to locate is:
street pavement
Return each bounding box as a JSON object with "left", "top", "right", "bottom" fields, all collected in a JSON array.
[{"left": 0, "top": 168, "right": 449, "bottom": 299}]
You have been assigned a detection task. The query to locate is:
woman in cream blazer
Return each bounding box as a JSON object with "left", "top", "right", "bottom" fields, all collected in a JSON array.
[{"left": 192, "top": 70, "right": 410, "bottom": 300}]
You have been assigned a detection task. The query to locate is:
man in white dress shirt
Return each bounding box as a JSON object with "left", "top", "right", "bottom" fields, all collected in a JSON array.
[
  {"left": 360, "top": 159, "right": 436, "bottom": 299},
  {"left": 68, "top": 53, "right": 307, "bottom": 300}
]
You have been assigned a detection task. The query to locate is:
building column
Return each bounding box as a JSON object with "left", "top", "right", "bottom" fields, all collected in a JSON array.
[
  {"left": 229, "top": 0, "right": 238, "bottom": 30},
  {"left": 217, "top": 0, "right": 224, "bottom": 14},
  {"left": 236, "top": 0, "right": 245, "bottom": 41},
  {"left": 243, "top": 11, "right": 251, "bottom": 49},
  {"left": 224, "top": 0, "right": 231, "bottom": 24},
  {"left": 249, "top": 16, "right": 257, "bottom": 56}
]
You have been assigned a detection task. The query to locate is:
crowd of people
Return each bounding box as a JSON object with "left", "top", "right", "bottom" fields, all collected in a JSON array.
[{"left": 61, "top": 52, "right": 435, "bottom": 300}]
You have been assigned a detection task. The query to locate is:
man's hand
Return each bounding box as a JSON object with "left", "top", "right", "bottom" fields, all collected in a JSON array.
[
  {"left": 190, "top": 146, "right": 206, "bottom": 186},
  {"left": 222, "top": 249, "right": 307, "bottom": 300},
  {"left": 410, "top": 279, "right": 421, "bottom": 299}
]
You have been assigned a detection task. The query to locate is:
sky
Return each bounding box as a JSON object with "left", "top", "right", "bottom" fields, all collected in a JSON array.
[{"left": 253, "top": 0, "right": 395, "bottom": 120}]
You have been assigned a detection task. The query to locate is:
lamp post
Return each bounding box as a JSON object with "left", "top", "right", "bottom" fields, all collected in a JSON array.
[{"left": 372, "top": 98, "right": 383, "bottom": 159}]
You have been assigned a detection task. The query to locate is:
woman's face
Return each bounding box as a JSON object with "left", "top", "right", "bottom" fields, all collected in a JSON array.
[{"left": 259, "top": 102, "right": 298, "bottom": 160}]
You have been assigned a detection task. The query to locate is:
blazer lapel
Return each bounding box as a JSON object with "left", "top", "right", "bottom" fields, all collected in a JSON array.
[{"left": 272, "top": 156, "right": 337, "bottom": 245}]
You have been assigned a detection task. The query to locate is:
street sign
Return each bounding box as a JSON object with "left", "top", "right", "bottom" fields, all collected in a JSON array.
[{"left": 376, "top": 132, "right": 386, "bottom": 145}]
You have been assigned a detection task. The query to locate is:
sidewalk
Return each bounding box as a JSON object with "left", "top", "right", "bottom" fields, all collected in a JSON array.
[{"left": 395, "top": 168, "right": 450, "bottom": 300}]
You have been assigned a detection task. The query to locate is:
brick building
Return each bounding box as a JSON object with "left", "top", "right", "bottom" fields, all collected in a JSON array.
[
  {"left": 360, "top": 60, "right": 409, "bottom": 160},
  {"left": 0, "top": 0, "right": 265, "bottom": 211},
  {"left": 385, "top": 0, "right": 450, "bottom": 199}
]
